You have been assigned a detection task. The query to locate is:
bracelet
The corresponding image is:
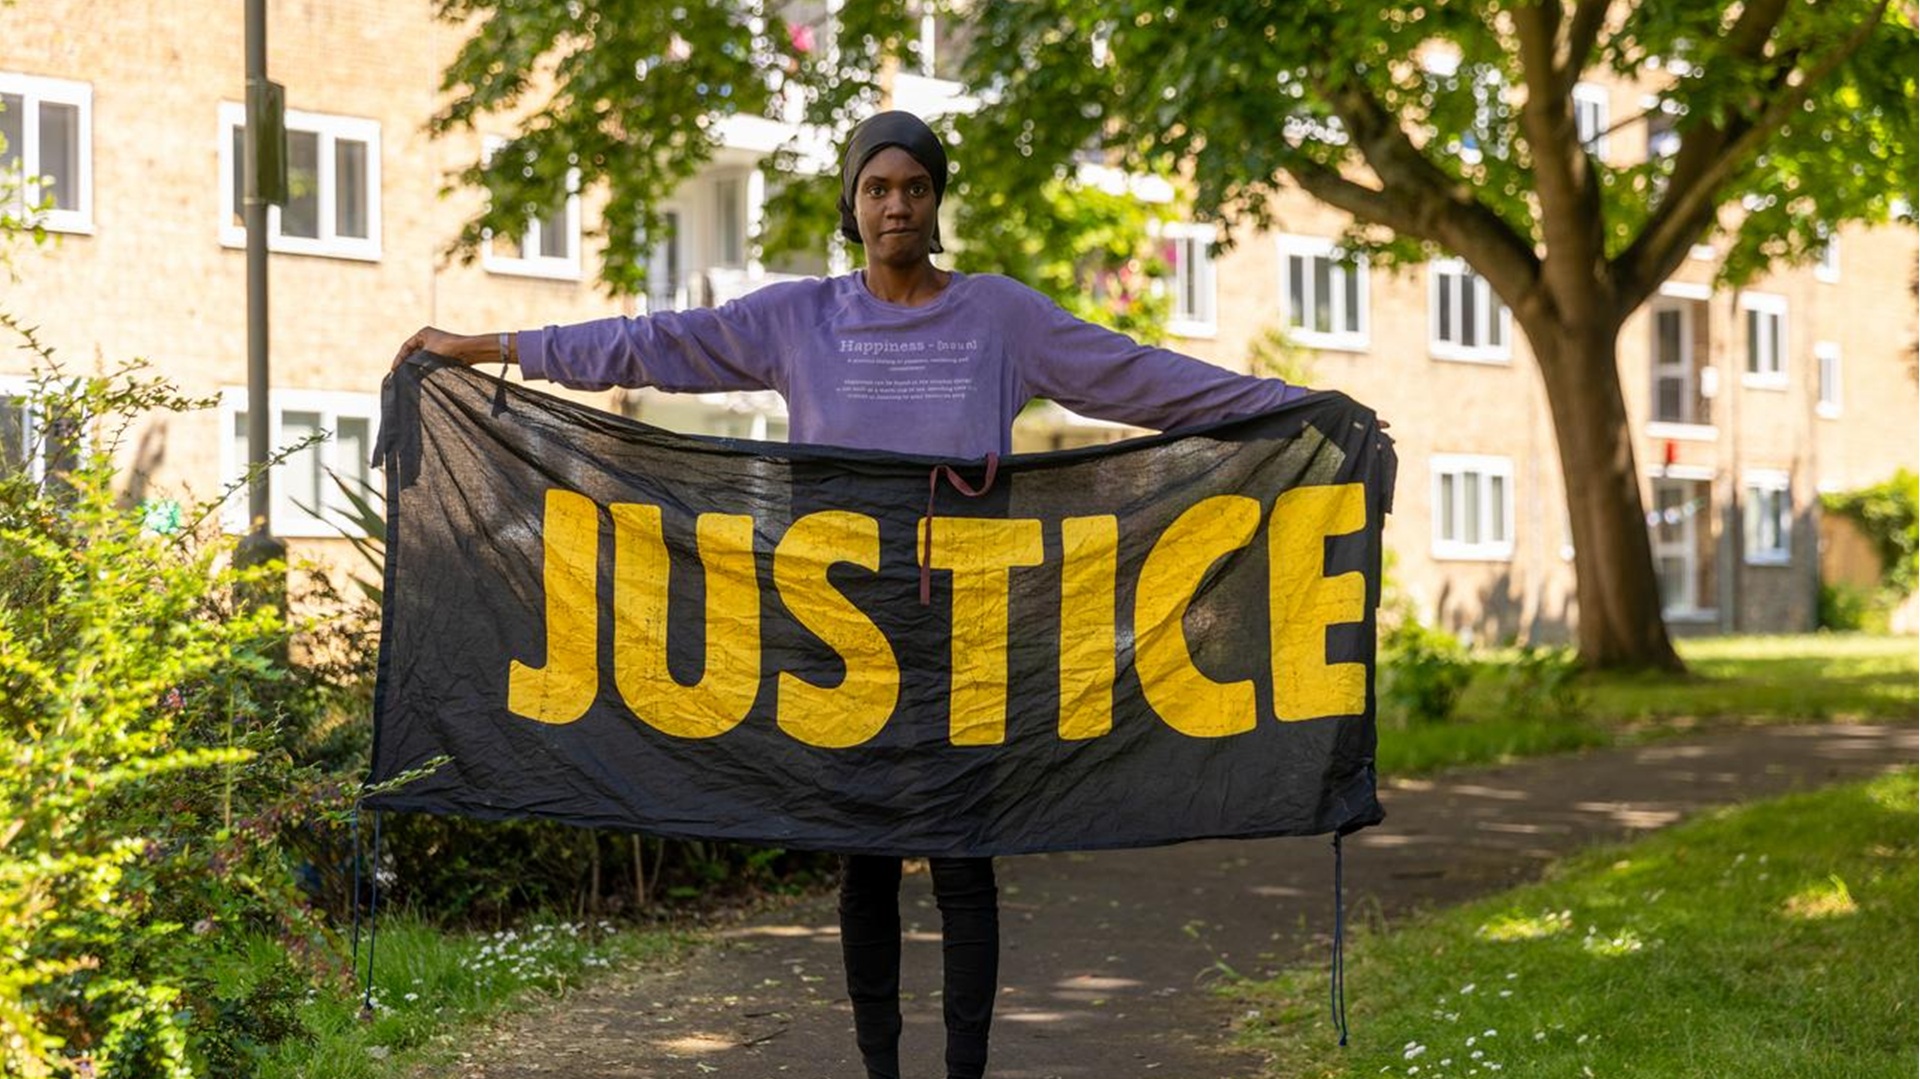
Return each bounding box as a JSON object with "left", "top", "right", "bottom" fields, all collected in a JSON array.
[{"left": 497, "top": 332, "right": 512, "bottom": 364}]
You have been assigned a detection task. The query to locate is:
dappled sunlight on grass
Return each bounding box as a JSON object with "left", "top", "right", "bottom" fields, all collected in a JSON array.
[
  {"left": 1782, "top": 875, "right": 1859, "bottom": 920},
  {"left": 1400, "top": 635, "right": 1917, "bottom": 778},
  {"left": 1475, "top": 909, "right": 1572, "bottom": 943},
  {"left": 1236, "top": 770, "right": 1919, "bottom": 1079}
]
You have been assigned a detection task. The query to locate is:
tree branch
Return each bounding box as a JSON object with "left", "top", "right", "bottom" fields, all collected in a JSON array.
[
  {"left": 1515, "top": 1, "right": 1610, "bottom": 323},
  {"left": 1563, "top": 0, "right": 1614, "bottom": 91},
  {"left": 1315, "top": 73, "right": 1546, "bottom": 318},
  {"left": 1617, "top": 0, "right": 1892, "bottom": 306},
  {"left": 1283, "top": 158, "right": 1430, "bottom": 239}
]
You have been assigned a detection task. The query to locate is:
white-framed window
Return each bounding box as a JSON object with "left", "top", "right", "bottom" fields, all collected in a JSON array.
[
  {"left": 1431, "top": 454, "right": 1514, "bottom": 561},
  {"left": 480, "top": 136, "right": 581, "bottom": 280},
  {"left": 1815, "top": 341, "right": 1842, "bottom": 418},
  {"left": 1650, "top": 474, "right": 1715, "bottom": 619},
  {"left": 1650, "top": 301, "right": 1700, "bottom": 424},
  {"left": 1161, "top": 221, "right": 1218, "bottom": 337},
  {"left": 1573, "top": 81, "right": 1609, "bottom": 157},
  {"left": 1814, "top": 232, "right": 1840, "bottom": 283},
  {"left": 220, "top": 388, "right": 381, "bottom": 538},
  {"left": 1742, "top": 469, "right": 1792, "bottom": 565},
  {"left": 1278, "top": 235, "right": 1368, "bottom": 351},
  {"left": 219, "top": 102, "right": 381, "bottom": 260},
  {"left": 644, "top": 208, "right": 687, "bottom": 313},
  {"left": 0, "top": 374, "right": 82, "bottom": 482},
  {"left": 1739, "top": 291, "right": 1788, "bottom": 388},
  {"left": 0, "top": 71, "right": 93, "bottom": 234},
  {"left": 1429, "top": 258, "right": 1510, "bottom": 362}
]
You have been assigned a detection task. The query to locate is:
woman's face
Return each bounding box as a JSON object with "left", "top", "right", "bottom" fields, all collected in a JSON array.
[{"left": 853, "top": 146, "right": 937, "bottom": 267}]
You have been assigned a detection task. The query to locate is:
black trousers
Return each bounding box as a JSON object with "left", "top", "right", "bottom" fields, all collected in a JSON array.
[{"left": 839, "top": 855, "right": 999, "bottom": 1079}]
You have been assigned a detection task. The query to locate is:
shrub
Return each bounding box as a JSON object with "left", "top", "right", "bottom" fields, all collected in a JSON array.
[
  {"left": 1378, "top": 618, "right": 1474, "bottom": 724},
  {"left": 1496, "top": 642, "right": 1587, "bottom": 721},
  {"left": 1822, "top": 470, "right": 1919, "bottom": 599},
  {"left": 1818, "top": 581, "right": 1891, "bottom": 633},
  {"left": 0, "top": 331, "right": 358, "bottom": 1077}
]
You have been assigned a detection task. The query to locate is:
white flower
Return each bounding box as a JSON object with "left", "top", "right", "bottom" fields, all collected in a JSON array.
[{"left": 1404, "top": 1044, "right": 1427, "bottom": 1060}]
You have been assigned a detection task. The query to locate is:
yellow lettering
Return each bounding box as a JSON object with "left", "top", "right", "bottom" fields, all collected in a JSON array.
[
  {"left": 1134, "top": 495, "right": 1261, "bottom": 737},
  {"left": 610, "top": 504, "right": 760, "bottom": 738},
  {"left": 772, "top": 511, "right": 900, "bottom": 748},
  {"left": 507, "top": 489, "right": 601, "bottom": 725},
  {"left": 1057, "top": 516, "right": 1118, "bottom": 740},
  {"left": 1269, "top": 484, "right": 1368, "bottom": 721},
  {"left": 927, "top": 516, "right": 1044, "bottom": 746}
]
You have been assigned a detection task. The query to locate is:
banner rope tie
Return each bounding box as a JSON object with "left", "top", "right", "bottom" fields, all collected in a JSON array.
[
  {"left": 490, "top": 358, "right": 512, "bottom": 417},
  {"left": 1331, "top": 831, "right": 1350, "bottom": 1047},
  {"left": 918, "top": 452, "right": 1000, "bottom": 605}
]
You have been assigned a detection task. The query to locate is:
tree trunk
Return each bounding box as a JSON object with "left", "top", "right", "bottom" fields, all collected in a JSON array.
[{"left": 1527, "top": 319, "right": 1687, "bottom": 672}]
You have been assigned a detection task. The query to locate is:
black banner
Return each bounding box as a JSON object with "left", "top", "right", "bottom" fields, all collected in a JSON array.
[{"left": 367, "top": 357, "right": 1394, "bottom": 856}]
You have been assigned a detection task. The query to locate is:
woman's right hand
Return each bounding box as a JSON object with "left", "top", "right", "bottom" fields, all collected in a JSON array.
[{"left": 391, "top": 327, "right": 509, "bottom": 370}]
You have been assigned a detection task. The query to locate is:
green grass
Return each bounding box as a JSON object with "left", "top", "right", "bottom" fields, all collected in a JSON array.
[
  {"left": 1578, "top": 633, "right": 1920, "bottom": 724},
  {"left": 244, "top": 914, "right": 689, "bottom": 1078},
  {"left": 1236, "top": 769, "right": 1919, "bottom": 1078},
  {"left": 1382, "top": 634, "right": 1917, "bottom": 776}
]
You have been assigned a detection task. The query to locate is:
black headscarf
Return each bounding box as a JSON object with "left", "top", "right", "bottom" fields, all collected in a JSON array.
[{"left": 837, "top": 110, "right": 949, "bottom": 253}]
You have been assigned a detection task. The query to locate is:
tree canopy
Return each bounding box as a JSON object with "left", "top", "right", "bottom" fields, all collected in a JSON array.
[{"left": 429, "top": 0, "right": 1918, "bottom": 668}]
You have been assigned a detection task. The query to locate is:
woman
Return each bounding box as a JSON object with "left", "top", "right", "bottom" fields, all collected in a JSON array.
[{"left": 394, "top": 110, "right": 1308, "bottom": 1079}]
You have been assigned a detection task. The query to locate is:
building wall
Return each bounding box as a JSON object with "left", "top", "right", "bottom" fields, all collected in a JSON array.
[
  {"left": 1182, "top": 181, "right": 1913, "bottom": 644},
  {"left": 5, "top": 7, "right": 1914, "bottom": 640},
  {"left": 2, "top": 1, "right": 629, "bottom": 543}
]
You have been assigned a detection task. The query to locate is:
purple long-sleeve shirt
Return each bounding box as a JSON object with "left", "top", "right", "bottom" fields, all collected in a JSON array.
[{"left": 518, "top": 270, "right": 1304, "bottom": 458}]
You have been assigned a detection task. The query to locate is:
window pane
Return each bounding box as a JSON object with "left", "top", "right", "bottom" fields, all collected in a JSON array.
[
  {"left": 1746, "top": 310, "right": 1761, "bottom": 373},
  {"left": 1489, "top": 294, "right": 1504, "bottom": 348},
  {"left": 1439, "top": 473, "right": 1456, "bottom": 542},
  {"left": 1312, "top": 256, "right": 1333, "bottom": 333},
  {"left": 336, "top": 416, "right": 372, "bottom": 493},
  {"left": 1656, "top": 309, "right": 1682, "bottom": 366},
  {"left": 334, "top": 137, "right": 368, "bottom": 239},
  {"left": 1461, "top": 275, "right": 1479, "bottom": 346},
  {"left": 1437, "top": 273, "right": 1453, "bottom": 341},
  {"left": 1657, "top": 555, "right": 1686, "bottom": 607},
  {"left": 1, "top": 396, "right": 27, "bottom": 473},
  {"left": 37, "top": 101, "right": 78, "bottom": 210},
  {"left": 1175, "top": 237, "right": 1190, "bottom": 316},
  {"left": 537, "top": 199, "right": 569, "bottom": 259},
  {"left": 0, "top": 93, "right": 21, "bottom": 170},
  {"left": 281, "top": 410, "right": 323, "bottom": 515},
  {"left": 230, "top": 125, "right": 247, "bottom": 227},
  {"left": 1655, "top": 485, "right": 1683, "bottom": 543},
  {"left": 1489, "top": 473, "right": 1507, "bottom": 541},
  {"left": 283, "top": 130, "right": 320, "bottom": 239},
  {"left": 1287, "top": 255, "right": 1305, "bottom": 328},
  {"left": 716, "top": 177, "right": 743, "bottom": 265},
  {"left": 1463, "top": 472, "right": 1482, "bottom": 544},
  {"left": 1656, "top": 376, "right": 1685, "bottom": 422},
  {"left": 2, "top": 93, "right": 23, "bottom": 217},
  {"left": 232, "top": 409, "right": 250, "bottom": 468},
  {"left": 1343, "top": 265, "right": 1360, "bottom": 333}
]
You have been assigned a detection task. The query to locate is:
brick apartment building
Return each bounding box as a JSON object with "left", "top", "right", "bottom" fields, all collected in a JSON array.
[{"left": 3, "top": 1, "right": 1914, "bottom": 639}]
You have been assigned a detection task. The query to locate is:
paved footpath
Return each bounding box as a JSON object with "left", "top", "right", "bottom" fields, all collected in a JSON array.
[{"left": 436, "top": 723, "right": 1915, "bottom": 1079}]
